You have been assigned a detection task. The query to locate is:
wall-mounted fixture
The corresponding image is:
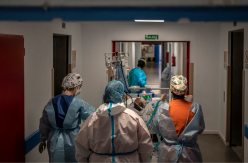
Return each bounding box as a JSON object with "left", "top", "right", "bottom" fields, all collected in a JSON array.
[{"left": 135, "top": 20, "right": 164, "bottom": 22}]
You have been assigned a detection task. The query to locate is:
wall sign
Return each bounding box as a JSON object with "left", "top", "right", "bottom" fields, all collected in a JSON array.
[
  {"left": 72, "top": 50, "right": 76, "bottom": 69},
  {"left": 145, "top": 35, "right": 159, "bottom": 40},
  {"left": 245, "top": 50, "right": 248, "bottom": 69}
]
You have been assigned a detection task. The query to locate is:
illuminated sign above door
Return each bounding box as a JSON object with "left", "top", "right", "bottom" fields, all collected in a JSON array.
[{"left": 145, "top": 35, "right": 159, "bottom": 40}]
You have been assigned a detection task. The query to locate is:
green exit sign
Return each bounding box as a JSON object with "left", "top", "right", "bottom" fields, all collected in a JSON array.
[{"left": 145, "top": 35, "right": 159, "bottom": 40}]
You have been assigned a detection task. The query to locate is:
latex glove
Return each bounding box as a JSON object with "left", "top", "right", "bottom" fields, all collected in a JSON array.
[
  {"left": 144, "top": 85, "right": 151, "bottom": 88},
  {"left": 39, "top": 142, "right": 46, "bottom": 153},
  {"left": 160, "top": 93, "right": 167, "bottom": 102}
]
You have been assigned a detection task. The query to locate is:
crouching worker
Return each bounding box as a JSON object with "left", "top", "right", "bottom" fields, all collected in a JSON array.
[
  {"left": 153, "top": 75, "right": 205, "bottom": 162},
  {"left": 74, "top": 80, "right": 154, "bottom": 162}
]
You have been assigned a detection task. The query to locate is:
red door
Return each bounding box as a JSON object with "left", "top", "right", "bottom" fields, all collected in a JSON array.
[{"left": 0, "top": 34, "right": 25, "bottom": 162}]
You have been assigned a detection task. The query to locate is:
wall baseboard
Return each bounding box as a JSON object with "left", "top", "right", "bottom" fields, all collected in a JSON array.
[
  {"left": 218, "top": 131, "right": 229, "bottom": 146},
  {"left": 202, "top": 130, "right": 219, "bottom": 134}
]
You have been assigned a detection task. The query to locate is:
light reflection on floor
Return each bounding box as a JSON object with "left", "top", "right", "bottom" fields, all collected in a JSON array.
[{"left": 143, "top": 61, "right": 170, "bottom": 95}]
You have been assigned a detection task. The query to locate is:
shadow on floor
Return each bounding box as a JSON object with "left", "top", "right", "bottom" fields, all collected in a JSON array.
[{"left": 198, "top": 134, "right": 241, "bottom": 162}]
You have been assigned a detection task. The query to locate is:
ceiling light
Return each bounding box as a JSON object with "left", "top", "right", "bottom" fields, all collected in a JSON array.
[{"left": 134, "top": 20, "right": 164, "bottom": 22}]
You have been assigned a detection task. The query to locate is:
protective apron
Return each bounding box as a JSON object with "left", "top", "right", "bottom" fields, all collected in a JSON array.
[
  {"left": 39, "top": 96, "right": 95, "bottom": 162},
  {"left": 153, "top": 102, "right": 205, "bottom": 162},
  {"left": 74, "top": 103, "right": 153, "bottom": 163}
]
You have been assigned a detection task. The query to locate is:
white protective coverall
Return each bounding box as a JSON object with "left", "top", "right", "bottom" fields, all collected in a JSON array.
[{"left": 74, "top": 102, "right": 154, "bottom": 163}]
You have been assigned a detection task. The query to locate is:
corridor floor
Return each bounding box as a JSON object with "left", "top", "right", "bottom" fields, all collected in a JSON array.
[
  {"left": 143, "top": 62, "right": 170, "bottom": 95},
  {"left": 151, "top": 134, "right": 241, "bottom": 162},
  {"left": 198, "top": 134, "right": 241, "bottom": 162}
]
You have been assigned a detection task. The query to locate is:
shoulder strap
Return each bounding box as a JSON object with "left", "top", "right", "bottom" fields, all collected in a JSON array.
[{"left": 146, "top": 100, "right": 161, "bottom": 127}]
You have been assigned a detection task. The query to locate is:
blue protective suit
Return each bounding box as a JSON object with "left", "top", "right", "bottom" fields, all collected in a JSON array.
[
  {"left": 153, "top": 102, "right": 205, "bottom": 162},
  {"left": 129, "top": 68, "right": 147, "bottom": 93},
  {"left": 39, "top": 94, "right": 95, "bottom": 162}
]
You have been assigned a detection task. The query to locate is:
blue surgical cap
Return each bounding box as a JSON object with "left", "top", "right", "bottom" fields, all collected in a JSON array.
[{"left": 104, "top": 80, "right": 124, "bottom": 103}]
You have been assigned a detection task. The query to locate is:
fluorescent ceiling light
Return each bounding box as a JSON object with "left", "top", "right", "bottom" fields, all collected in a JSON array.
[{"left": 135, "top": 20, "right": 164, "bottom": 22}]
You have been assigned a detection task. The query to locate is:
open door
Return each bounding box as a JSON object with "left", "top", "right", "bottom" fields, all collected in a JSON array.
[
  {"left": 53, "top": 35, "right": 69, "bottom": 96},
  {"left": 230, "top": 30, "right": 244, "bottom": 147},
  {"left": 226, "top": 29, "right": 244, "bottom": 161},
  {"left": 0, "top": 34, "right": 25, "bottom": 162}
]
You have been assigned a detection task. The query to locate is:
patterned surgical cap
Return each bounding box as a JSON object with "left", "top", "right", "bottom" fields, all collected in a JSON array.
[
  {"left": 61, "top": 73, "right": 83, "bottom": 89},
  {"left": 170, "top": 75, "right": 188, "bottom": 95}
]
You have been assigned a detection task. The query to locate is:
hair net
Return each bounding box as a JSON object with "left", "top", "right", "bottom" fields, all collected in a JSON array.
[
  {"left": 103, "top": 80, "right": 124, "bottom": 103},
  {"left": 61, "top": 73, "right": 83, "bottom": 89},
  {"left": 170, "top": 75, "right": 188, "bottom": 95}
]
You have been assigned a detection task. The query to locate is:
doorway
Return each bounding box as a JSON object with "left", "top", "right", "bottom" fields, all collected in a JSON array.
[
  {"left": 228, "top": 29, "right": 244, "bottom": 160},
  {"left": 53, "top": 34, "right": 69, "bottom": 96},
  {"left": 112, "top": 41, "right": 190, "bottom": 95},
  {"left": 230, "top": 29, "right": 244, "bottom": 146}
]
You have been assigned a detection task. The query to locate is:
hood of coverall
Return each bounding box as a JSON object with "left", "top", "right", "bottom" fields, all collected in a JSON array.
[{"left": 96, "top": 103, "right": 126, "bottom": 116}]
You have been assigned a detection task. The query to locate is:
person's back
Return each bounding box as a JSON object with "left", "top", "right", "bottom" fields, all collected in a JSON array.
[
  {"left": 131, "top": 68, "right": 147, "bottom": 87},
  {"left": 39, "top": 73, "right": 95, "bottom": 162},
  {"left": 153, "top": 75, "right": 205, "bottom": 162},
  {"left": 74, "top": 80, "right": 153, "bottom": 163},
  {"left": 168, "top": 99, "right": 194, "bottom": 136},
  {"left": 128, "top": 59, "right": 147, "bottom": 92},
  {"left": 128, "top": 68, "right": 134, "bottom": 87}
]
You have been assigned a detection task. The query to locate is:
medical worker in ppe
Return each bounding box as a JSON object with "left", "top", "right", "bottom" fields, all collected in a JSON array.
[
  {"left": 161, "top": 66, "right": 175, "bottom": 81},
  {"left": 153, "top": 75, "right": 205, "bottom": 163},
  {"left": 38, "top": 73, "right": 95, "bottom": 162},
  {"left": 74, "top": 80, "right": 154, "bottom": 163},
  {"left": 128, "top": 58, "right": 147, "bottom": 93}
]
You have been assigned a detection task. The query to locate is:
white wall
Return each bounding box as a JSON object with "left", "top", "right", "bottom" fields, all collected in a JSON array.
[
  {"left": 0, "top": 19, "right": 82, "bottom": 162},
  {"left": 80, "top": 22, "right": 220, "bottom": 132},
  {"left": 171, "top": 42, "right": 184, "bottom": 76},
  {"left": 127, "top": 42, "right": 135, "bottom": 69},
  {"left": 135, "top": 42, "right": 142, "bottom": 67},
  {"left": 218, "top": 22, "right": 248, "bottom": 161}
]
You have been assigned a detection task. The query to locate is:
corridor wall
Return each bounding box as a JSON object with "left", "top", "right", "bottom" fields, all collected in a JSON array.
[
  {"left": 80, "top": 22, "right": 220, "bottom": 133},
  {"left": 219, "top": 22, "right": 248, "bottom": 162},
  {"left": 0, "top": 19, "right": 83, "bottom": 162}
]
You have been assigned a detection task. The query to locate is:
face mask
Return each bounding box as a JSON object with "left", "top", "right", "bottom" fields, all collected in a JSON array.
[{"left": 74, "top": 88, "right": 81, "bottom": 96}]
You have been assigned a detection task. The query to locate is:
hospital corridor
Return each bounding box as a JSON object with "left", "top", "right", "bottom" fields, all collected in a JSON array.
[{"left": 1, "top": 1, "right": 248, "bottom": 163}]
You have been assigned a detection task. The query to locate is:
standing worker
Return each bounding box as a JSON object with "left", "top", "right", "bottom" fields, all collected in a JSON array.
[
  {"left": 74, "top": 80, "right": 154, "bottom": 162},
  {"left": 38, "top": 73, "right": 95, "bottom": 162},
  {"left": 128, "top": 58, "right": 147, "bottom": 93},
  {"left": 153, "top": 75, "right": 205, "bottom": 162}
]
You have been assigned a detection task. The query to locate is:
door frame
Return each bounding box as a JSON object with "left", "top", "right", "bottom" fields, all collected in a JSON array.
[
  {"left": 112, "top": 40, "right": 191, "bottom": 95},
  {"left": 226, "top": 29, "right": 244, "bottom": 161},
  {"left": 52, "top": 34, "right": 71, "bottom": 97}
]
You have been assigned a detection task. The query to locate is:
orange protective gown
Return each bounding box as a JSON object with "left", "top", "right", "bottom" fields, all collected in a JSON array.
[{"left": 168, "top": 99, "right": 194, "bottom": 136}]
